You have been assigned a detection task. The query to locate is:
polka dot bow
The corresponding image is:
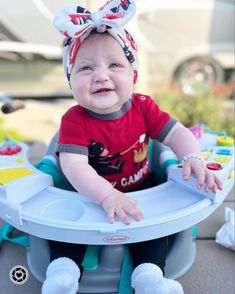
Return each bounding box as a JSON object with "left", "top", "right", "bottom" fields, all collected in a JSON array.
[{"left": 54, "top": 0, "right": 139, "bottom": 83}]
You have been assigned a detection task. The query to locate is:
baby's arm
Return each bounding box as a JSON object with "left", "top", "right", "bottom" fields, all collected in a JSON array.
[
  {"left": 163, "top": 122, "right": 223, "bottom": 192},
  {"left": 60, "top": 152, "right": 143, "bottom": 224}
]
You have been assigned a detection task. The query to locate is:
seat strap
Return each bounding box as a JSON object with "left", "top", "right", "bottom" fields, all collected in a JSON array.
[
  {"left": 118, "top": 246, "right": 133, "bottom": 294},
  {"left": 0, "top": 222, "right": 29, "bottom": 247},
  {"left": 82, "top": 245, "right": 100, "bottom": 270}
]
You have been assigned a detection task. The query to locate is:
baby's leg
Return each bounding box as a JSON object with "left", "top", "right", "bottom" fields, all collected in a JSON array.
[
  {"left": 129, "top": 238, "right": 184, "bottom": 294},
  {"left": 49, "top": 240, "right": 87, "bottom": 265},
  {"left": 131, "top": 263, "right": 184, "bottom": 294},
  {"left": 129, "top": 237, "right": 167, "bottom": 272},
  {"left": 41, "top": 257, "right": 80, "bottom": 294},
  {"left": 42, "top": 241, "right": 87, "bottom": 294}
]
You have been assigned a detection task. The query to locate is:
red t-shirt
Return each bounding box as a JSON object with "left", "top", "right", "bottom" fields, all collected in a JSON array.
[{"left": 58, "top": 93, "right": 176, "bottom": 191}]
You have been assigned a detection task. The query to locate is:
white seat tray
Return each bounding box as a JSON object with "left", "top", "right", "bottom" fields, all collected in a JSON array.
[
  {"left": 23, "top": 179, "right": 233, "bottom": 244},
  {"left": 0, "top": 138, "right": 234, "bottom": 244}
]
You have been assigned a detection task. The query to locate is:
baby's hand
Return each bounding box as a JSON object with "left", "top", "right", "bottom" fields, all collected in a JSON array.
[
  {"left": 183, "top": 158, "right": 223, "bottom": 193},
  {"left": 101, "top": 189, "right": 144, "bottom": 225}
]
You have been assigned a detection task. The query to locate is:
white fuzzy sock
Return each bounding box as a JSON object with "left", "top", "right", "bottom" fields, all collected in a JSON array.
[
  {"left": 164, "top": 278, "right": 184, "bottom": 294},
  {"left": 41, "top": 257, "right": 80, "bottom": 294},
  {"left": 131, "top": 263, "right": 184, "bottom": 294}
]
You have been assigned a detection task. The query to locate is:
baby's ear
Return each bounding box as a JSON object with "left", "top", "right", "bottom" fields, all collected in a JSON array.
[{"left": 133, "top": 70, "right": 138, "bottom": 84}]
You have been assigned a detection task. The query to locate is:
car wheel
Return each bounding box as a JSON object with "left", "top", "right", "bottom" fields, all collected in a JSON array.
[{"left": 173, "top": 57, "right": 224, "bottom": 95}]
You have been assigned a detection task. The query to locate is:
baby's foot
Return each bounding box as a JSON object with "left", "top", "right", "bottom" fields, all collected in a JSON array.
[
  {"left": 164, "top": 278, "right": 184, "bottom": 294},
  {"left": 131, "top": 263, "right": 184, "bottom": 294},
  {"left": 41, "top": 257, "right": 80, "bottom": 294}
]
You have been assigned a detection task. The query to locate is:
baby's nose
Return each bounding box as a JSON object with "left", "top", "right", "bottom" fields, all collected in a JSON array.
[{"left": 94, "top": 68, "right": 109, "bottom": 82}]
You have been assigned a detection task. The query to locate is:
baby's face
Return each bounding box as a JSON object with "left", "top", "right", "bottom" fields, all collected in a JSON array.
[{"left": 70, "top": 33, "right": 134, "bottom": 114}]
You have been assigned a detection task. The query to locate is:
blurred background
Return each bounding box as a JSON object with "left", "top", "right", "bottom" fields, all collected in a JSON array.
[{"left": 0, "top": 0, "right": 234, "bottom": 143}]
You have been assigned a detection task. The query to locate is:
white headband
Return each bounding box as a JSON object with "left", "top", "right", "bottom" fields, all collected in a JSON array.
[{"left": 54, "top": 0, "right": 139, "bottom": 83}]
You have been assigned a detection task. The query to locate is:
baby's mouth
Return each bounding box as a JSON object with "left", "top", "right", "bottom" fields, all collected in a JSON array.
[{"left": 93, "top": 88, "right": 113, "bottom": 94}]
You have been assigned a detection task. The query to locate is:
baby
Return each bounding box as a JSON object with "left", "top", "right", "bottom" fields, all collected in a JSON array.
[{"left": 42, "top": 1, "right": 223, "bottom": 294}]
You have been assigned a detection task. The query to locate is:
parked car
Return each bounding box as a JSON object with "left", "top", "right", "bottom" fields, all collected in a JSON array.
[
  {"left": 131, "top": 0, "right": 235, "bottom": 95},
  {"left": 0, "top": 0, "right": 234, "bottom": 97}
]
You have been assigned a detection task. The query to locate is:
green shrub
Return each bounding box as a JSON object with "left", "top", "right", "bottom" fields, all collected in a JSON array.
[{"left": 155, "top": 90, "right": 234, "bottom": 137}]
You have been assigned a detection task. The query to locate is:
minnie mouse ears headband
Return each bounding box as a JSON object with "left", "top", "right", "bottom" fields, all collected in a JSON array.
[{"left": 54, "top": 0, "right": 139, "bottom": 83}]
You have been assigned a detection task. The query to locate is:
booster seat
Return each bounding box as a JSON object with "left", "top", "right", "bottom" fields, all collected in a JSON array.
[
  {"left": 28, "top": 131, "right": 195, "bottom": 294},
  {"left": 0, "top": 130, "right": 233, "bottom": 294}
]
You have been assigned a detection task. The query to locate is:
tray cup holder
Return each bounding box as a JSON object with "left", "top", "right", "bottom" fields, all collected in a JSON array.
[{"left": 40, "top": 199, "right": 85, "bottom": 222}]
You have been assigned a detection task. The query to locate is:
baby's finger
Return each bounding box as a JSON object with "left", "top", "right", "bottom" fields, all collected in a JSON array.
[
  {"left": 204, "top": 171, "right": 215, "bottom": 192},
  {"left": 126, "top": 198, "right": 138, "bottom": 206},
  {"left": 214, "top": 174, "right": 223, "bottom": 190},
  {"left": 115, "top": 207, "right": 131, "bottom": 225},
  {"left": 211, "top": 183, "right": 218, "bottom": 193},
  {"left": 193, "top": 164, "right": 206, "bottom": 189},
  {"left": 183, "top": 162, "right": 192, "bottom": 181},
  {"left": 107, "top": 208, "right": 115, "bottom": 224},
  {"left": 123, "top": 204, "right": 144, "bottom": 221}
]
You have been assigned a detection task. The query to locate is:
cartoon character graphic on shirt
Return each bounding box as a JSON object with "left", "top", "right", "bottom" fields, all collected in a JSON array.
[
  {"left": 88, "top": 134, "right": 147, "bottom": 176},
  {"left": 133, "top": 143, "right": 148, "bottom": 168},
  {"left": 88, "top": 141, "right": 124, "bottom": 175}
]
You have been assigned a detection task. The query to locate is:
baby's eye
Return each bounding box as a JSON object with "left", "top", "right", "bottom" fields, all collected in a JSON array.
[
  {"left": 109, "top": 63, "right": 119, "bottom": 69},
  {"left": 80, "top": 66, "right": 92, "bottom": 71}
]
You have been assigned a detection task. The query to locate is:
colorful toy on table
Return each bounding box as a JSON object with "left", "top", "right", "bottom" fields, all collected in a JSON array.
[
  {"left": 0, "top": 144, "right": 30, "bottom": 242},
  {"left": 188, "top": 124, "right": 204, "bottom": 139},
  {"left": 0, "top": 140, "right": 53, "bottom": 226},
  {"left": 0, "top": 141, "right": 22, "bottom": 155},
  {"left": 189, "top": 125, "right": 234, "bottom": 196},
  {"left": 196, "top": 123, "right": 234, "bottom": 146},
  {"left": 217, "top": 135, "right": 234, "bottom": 147}
]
